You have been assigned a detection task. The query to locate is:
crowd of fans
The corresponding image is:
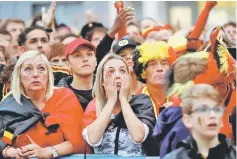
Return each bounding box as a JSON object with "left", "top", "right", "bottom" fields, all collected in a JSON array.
[{"left": 0, "top": 1, "right": 236, "bottom": 159}]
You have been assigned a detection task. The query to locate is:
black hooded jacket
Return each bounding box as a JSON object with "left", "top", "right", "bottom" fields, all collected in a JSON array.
[{"left": 163, "top": 134, "right": 236, "bottom": 159}]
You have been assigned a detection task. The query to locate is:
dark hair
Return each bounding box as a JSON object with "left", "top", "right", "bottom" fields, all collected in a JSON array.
[
  {"left": 2, "top": 18, "right": 25, "bottom": 29},
  {"left": 80, "top": 22, "right": 104, "bottom": 39},
  {"left": 47, "top": 43, "right": 65, "bottom": 61},
  {"left": 223, "top": 21, "right": 236, "bottom": 28},
  {"left": 132, "top": 48, "right": 147, "bottom": 83},
  {"left": 0, "top": 27, "right": 12, "bottom": 41},
  {"left": 0, "top": 46, "right": 10, "bottom": 64},
  {"left": 60, "top": 33, "right": 78, "bottom": 42},
  {"left": 85, "top": 27, "right": 107, "bottom": 42},
  {"left": 57, "top": 23, "right": 71, "bottom": 32},
  {"left": 1, "top": 58, "right": 17, "bottom": 84},
  {"left": 18, "top": 25, "right": 50, "bottom": 46}
]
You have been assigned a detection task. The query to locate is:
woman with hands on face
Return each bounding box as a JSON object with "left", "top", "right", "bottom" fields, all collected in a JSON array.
[{"left": 82, "top": 53, "right": 157, "bottom": 156}]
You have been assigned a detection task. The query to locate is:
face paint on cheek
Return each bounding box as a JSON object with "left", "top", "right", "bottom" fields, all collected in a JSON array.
[
  {"left": 198, "top": 116, "right": 204, "bottom": 126},
  {"left": 105, "top": 71, "right": 111, "bottom": 77}
]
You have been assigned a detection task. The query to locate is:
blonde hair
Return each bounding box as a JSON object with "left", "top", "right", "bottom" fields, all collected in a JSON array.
[
  {"left": 92, "top": 53, "right": 132, "bottom": 116},
  {"left": 11, "top": 50, "right": 54, "bottom": 104},
  {"left": 181, "top": 84, "right": 223, "bottom": 115}
]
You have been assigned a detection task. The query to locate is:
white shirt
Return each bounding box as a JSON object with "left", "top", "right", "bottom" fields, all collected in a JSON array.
[{"left": 82, "top": 114, "right": 149, "bottom": 156}]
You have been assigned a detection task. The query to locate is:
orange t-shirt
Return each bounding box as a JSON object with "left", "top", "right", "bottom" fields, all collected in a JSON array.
[
  {"left": 14, "top": 87, "right": 86, "bottom": 153},
  {"left": 82, "top": 99, "right": 97, "bottom": 128}
]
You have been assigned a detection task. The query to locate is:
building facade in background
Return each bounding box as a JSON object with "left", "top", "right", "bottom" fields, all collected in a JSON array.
[{"left": 0, "top": 1, "right": 236, "bottom": 34}]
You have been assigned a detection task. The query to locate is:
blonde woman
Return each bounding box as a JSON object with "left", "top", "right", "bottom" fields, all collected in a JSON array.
[
  {"left": 0, "top": 51, "right": 86, "bottom": 159},
  {"left": 82, "top": 53, "right": 157, "bottom": 156}
]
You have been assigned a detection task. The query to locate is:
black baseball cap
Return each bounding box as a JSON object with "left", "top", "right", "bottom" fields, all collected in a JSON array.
[
  {"left": 113, "top": 36, "right": 137, "bottom": 54},
  {"left": 80, "top": 22, "right": 104, "bottom": 39}
]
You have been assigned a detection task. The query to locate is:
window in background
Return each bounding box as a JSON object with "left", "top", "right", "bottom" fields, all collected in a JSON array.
[{"left": 169, "top": 6, "right": 192, "bottom": 30}]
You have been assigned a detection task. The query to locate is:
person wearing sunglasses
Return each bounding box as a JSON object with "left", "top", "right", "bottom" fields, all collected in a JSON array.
[{"left": 163, "top": 84, "right": 236, "bottom": 159}]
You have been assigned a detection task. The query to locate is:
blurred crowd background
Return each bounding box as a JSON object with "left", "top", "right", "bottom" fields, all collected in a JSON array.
[{"left": 0, "top": 1, "right": 236, "bottom": 35}]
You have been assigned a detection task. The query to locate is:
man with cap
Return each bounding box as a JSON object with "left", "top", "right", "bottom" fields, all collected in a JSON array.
[
  {"left": 112, "top": 36, "right": 143, "bottom": 95},
  {"left": 57, "top": 38, "right": 97, "bottom": 111}
]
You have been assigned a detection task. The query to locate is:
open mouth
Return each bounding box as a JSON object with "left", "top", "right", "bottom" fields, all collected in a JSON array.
[{"left": 207, "top": 123, "right": 218, "bottom": 129}]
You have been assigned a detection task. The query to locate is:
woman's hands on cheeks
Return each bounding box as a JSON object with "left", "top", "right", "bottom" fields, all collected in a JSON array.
[
  {"left": 119, "top": 73, "right": 130, "bottom": 102},
  {"left": 103, "top": 71, "right": 118, "bottom": 105}
]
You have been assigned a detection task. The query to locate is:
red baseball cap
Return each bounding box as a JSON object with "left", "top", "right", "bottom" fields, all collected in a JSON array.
[{"left": 64, "top": 38, "right": 96, "bottom": 57}]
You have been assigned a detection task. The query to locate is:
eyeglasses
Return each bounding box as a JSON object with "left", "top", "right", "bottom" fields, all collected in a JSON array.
[{"left": 190, "top": 106, "right": 225, "bottom": 115}]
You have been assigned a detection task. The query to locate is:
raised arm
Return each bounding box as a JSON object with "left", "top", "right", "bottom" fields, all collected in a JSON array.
[
  {"left": 96, "top": 7, "right": 135, "bottom": 65},
  {"left": 188, "top": 1, "right": 217, "bottom": 39},
  {"left": 41, "top": 1, "right": 57, "bottom": 43}
]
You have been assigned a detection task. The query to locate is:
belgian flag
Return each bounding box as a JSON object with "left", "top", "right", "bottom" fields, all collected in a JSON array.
[{"left": 2, "top": 127, "right": 14, "bottom": 145}]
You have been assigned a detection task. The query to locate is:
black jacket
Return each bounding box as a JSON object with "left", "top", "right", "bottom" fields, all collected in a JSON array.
[
  {"left": 96, "top": 33, "right": 114, "bottom": 66},
  {"left": 57, "top": 76, "right": 95, "bottom": 111},
  {"left": 0, "top": 94, "right": 43, "bottom": 154},
  {"left": 163, "top": 134, "right": 236, "bottom": 159}
]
